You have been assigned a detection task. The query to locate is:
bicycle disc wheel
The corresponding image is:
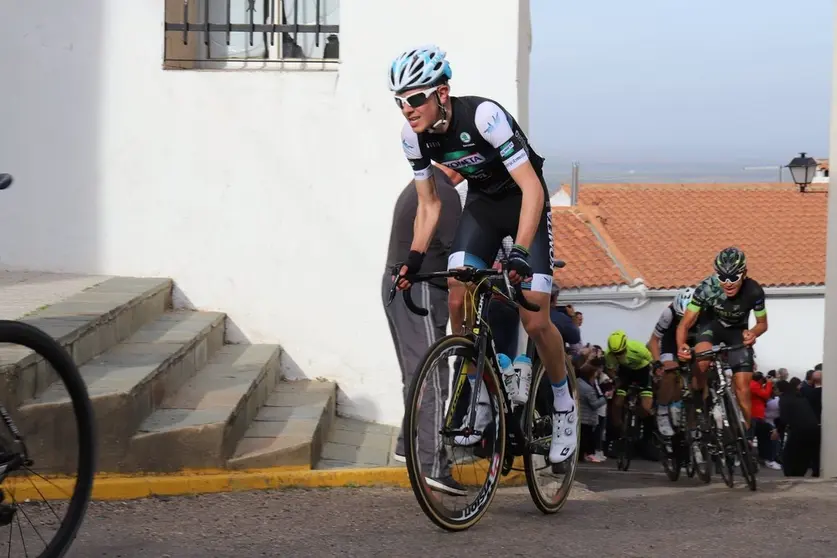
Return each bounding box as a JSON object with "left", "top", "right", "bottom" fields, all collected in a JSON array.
[
  {"left": 523, "top": 354, "right": 578, "bottom": 514},
  {"left": 404, "top": 335, "right": 506, "bottom": 532},
  {"left": 0, "top": 320, "right": 95, "bottom": 558}
]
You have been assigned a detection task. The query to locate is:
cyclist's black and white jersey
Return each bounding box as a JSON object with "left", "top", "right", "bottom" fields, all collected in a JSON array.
[
  {"left": 401, "top": 96, "right": 545, "bottom": 196},
  {"left": 653, "top": 304, "right": 679, "bottom": 340}
]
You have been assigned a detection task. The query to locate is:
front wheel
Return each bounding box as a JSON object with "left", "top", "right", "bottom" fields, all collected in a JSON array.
[
  {"left": 0, "top": 320, "right": 96, "bottom": 558},
  {"left": 724, "top": 393, "right": 757, "bottom": 491},
  {"left": 523, "top": 354, "right": 578, "bottom": 514},
  {"left": 404, "top": 335, "right": 506, "bottom": 532}
]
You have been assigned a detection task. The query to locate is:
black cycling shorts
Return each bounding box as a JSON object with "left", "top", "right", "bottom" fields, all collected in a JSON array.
[
  {"left": 615, "top": 365, "right": 653, "bottom": 396},
  {"left": 447, "top": 176, "right": 554, "bottom": 294},
  {"left": 694, "top": 319, "right": 754, "bottom": 373}
]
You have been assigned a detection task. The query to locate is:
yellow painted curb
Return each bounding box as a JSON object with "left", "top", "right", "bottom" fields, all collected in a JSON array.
[{"left": 5, "top": 457, "right": 528, "bottom": 501}]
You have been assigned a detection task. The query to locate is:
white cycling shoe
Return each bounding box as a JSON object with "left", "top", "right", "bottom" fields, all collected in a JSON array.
[{"left": 549, "top": 405, "right": 578, "bottom": 463}]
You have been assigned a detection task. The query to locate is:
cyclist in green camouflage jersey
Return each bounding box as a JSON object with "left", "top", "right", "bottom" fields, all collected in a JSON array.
[{"left": 675, "top": 247, "right": 768, "bottom": 429}]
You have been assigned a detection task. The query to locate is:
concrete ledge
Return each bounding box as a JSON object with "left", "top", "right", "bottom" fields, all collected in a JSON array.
[{"left": 5, "top": 461, "right": 528, "bottom": 502}]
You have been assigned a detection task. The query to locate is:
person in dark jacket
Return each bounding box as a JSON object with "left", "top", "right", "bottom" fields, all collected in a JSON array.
[{"left": 777, "top": 379, "right": 819, "bottom": 477}]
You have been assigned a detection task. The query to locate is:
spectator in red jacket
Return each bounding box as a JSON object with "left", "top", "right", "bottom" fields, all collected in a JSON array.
[{"left": 751, "top": 371, "right": 781, "bottom": 470}]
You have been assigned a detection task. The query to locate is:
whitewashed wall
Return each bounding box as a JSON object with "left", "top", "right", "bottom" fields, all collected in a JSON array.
[
  {"left": 0, "top": 0, "right": 530, "bottom": 424},
  {"left": 572, "top": 294, "right": 824, "bottom": 378}
]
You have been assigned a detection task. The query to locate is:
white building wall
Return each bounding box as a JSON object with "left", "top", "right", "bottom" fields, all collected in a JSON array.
[
  {"left": 0, "top": 0, "right": 530, "bottom": 424},
  {"left": 572, "top": 295, "right": 824, "bottom": 378}
]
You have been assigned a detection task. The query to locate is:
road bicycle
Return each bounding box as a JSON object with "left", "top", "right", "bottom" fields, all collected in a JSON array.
[
  {"left": 386, "top": 259, "right": 579, "bottom": 531},
  {"left": 691, "top": 342, "right": 758, "bottom": 491},
  {"left": 614, "top": 382, "right": 644, "bottom": 472},
  {"left": 655, "top": 364, "right": 712, "bottom": 483},
  {"left": 0, "top": 173, "right": 96, "bottom": 557}
]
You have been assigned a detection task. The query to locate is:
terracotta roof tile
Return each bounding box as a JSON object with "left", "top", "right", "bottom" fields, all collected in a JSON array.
[
  {"left": 550, "top": 206, "right": 632, "bottom": 289},
  {"left": 817, "top": 159, "right": 829, "bottom": 172},
  {"left": 574, "top": 182, "right": 828, "bottom": 289}
]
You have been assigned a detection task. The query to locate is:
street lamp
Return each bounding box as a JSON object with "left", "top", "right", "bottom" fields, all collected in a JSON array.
[{"left": 786, "top": 152, "right": 819, "bottom": 192}]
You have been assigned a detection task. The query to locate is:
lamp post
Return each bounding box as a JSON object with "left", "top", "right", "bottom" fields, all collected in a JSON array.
[{"left": 786, "top": 152, "right": 819, "bottom": 192}]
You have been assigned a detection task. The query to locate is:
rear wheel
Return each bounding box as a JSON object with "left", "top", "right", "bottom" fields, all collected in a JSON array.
[{"left": 523, "top": 354, "right": 578, "bottom": 514}]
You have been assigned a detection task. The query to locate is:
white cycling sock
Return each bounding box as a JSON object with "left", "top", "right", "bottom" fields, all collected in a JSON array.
[{"left": 551, "top": 377, "right": 574, "bottom": 412}]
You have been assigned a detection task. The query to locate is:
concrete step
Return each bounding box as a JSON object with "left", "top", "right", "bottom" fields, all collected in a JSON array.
[
  {"left": 316, "top": 417, "right": 402, "bottom": 469},
  {"left": 18, "top": 309, "right": 225, "bottom": 473},
  {"left": 227, "top": 379, "right": 336, "bottom": 470},
  {"left": 0, "top": 276, "right": 172, "bottom": 408},
  {"left": 125, "top": 344, "right": 282, "bottom": 472}
]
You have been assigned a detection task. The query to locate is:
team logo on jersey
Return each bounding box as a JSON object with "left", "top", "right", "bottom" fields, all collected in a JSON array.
[
  {"left": 459, "top": 132, "right": 471, "bottom": 143},
  {"left": 442, "top": 151, "right": 487, "bottom": 173}
]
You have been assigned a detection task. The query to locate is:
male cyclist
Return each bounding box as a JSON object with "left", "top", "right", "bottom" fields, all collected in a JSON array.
[
  {"left": 605, "top": 330, "right": 654, "bottom": 429},
  {"left": 389, "top": 45, "right": 577, "bottom": 474},
  {"left": 676, "top": 247, "right": 768, "bottom": 431},
  {"left": 647, "top": 287, "right": 695, "bottom": 437}
]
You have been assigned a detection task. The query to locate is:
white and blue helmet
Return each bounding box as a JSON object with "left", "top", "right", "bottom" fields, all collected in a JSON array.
[
  {"left": 672, "top": 287, "right": 694, "bottom": 317},
  {"left": 388, "top": 45, "right": 452, "bottom": 94}
]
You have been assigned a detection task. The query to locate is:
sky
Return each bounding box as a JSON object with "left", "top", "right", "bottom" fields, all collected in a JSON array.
[{"left": 529, "top": 0, "right": 834, "bottom": 177}]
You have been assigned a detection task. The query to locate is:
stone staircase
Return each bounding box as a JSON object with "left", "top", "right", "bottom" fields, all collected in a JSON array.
[{"left": 1, "top": 276, "right": 337, "bottom": 475}]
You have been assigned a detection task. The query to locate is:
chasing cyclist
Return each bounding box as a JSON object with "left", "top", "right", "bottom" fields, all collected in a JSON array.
[
  {"left": 606, "top": 330, "right": 655, "bottom": 430},
  {"left": 676, "top": 247, "right": 768, "bottom": 431},
  {"left": 389, "top": 45, "right": 577, "bottom": 480},
  {"left": 647, "top": 287, "right": 695, "bottom": 437}
]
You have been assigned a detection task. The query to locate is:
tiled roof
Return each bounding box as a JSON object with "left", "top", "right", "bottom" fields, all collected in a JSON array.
[
  {"left": 550, "top": 207, "right": 632, "bottom": 289},
  {"left": 817, "top": 159, "right": 829, "bottom": 172},
  {"left": 564, "top": 182, "right": 829, "bottom": 289}
]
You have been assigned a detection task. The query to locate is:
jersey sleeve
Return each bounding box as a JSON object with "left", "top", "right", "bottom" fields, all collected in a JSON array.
[
  {"left": 752, "top": 282, "right": 767, "bottom": 318},
  {"left": 474, "top": 101, "right": 529, "bottom": 173},
  {"left": 653, "top": 307, "right": 673, "bottom": 338},
  {"left": 401, "top": 122, "right": 432, "bottom": 180},
  {"left": 688, "top": 277, "right": 712, "bottom": 313}
]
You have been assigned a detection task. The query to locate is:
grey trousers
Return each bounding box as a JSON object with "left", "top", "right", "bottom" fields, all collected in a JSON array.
[{"left": 381, "top": 271, "right": 450, "bottom": 478}]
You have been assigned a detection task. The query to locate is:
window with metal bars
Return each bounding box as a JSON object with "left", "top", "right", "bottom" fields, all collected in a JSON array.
[{"left": 164, "top": 0, "right": 339, "bottom": 69}]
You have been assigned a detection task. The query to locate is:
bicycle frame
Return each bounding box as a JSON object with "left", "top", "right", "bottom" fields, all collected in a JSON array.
[{"left": 386, "top": 259, "right": 561, "bottom": 465}]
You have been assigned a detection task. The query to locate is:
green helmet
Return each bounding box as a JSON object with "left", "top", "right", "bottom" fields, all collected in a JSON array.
[
  {"left": 714, "top": 246, "right": 747, "bottom": 279},
  {"left": 607, "top": 330, "right": 628, "bottom": 353}
]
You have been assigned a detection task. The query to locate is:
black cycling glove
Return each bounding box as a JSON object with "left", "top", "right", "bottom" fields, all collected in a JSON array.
[
  {"left": 403, "top": 250, "right": 425, "bottom": 275},
  {"left": 507, "top": 244, "right": 532, "bottom": 278}
]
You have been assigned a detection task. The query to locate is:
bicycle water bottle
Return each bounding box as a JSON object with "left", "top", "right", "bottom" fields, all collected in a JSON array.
[
  {"left": 498, "top": 353, "right": 518, "bottom": 407},
  {"left": 512, "top": 355, "right": 533, "bottom": 405}
]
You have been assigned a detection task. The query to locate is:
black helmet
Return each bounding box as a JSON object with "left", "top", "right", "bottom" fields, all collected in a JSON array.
[{"left": 714, "top": 246, "right": 747, "bottom": 279}]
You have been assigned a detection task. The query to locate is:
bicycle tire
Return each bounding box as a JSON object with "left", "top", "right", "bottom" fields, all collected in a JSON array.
[
  {"left": 659, "top": 433, "right": 680, "bottom": 482},
  {"left": 723, "top": 393, "right": 757, "bottom": 491},
  {"left": 0, "top": 320, "right": 96, "bottom": 558},
  {"left": 616, "top": 404, "right": 633, "bottom": 472},
  {"left": 403, "top": 335, "right": 506, "bottom": 532},
  {"left": 523, "top": 354, "right": 578, "bottom": 514},
  {"left": 691, "top": 411, "right": 712, "bottom": 484}
]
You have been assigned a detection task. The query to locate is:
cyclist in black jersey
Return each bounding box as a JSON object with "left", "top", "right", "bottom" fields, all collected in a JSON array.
[
  {"left": 647, "top": 287, "right": 696, "bottom": 438},
  {"left": 389, "top": 45, "right": 577, "bottom": 477},
  {"left": 676, "top": 247, "right": 768, "bottom": 430}
]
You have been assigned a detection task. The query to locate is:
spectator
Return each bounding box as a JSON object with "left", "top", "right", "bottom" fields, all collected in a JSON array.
[
  {"left": 574, "top": 311, "right": 584, "bottom": 328},
  {"left": 383, "top": 164, "right": 462, "bottom": 486},
  {"left": 750, "top": 370, "right": 780, "bottom": 470},
  {"left": 804, "top": 369, "right": 822, "bottom": 477},
  {"left": 777, "top": 368, "right": 789, "bottom": 381},
  {"left": 576, "top": 348, "right": 609, "bottom": 463},
  {"left": 593, "top": 349, "right": 612, "bottom": 462},
  {"left": 549, "top": 296, "right": 582, "bottom": 354},
  {"left": 764, "top": 383, "right": 782, "bottom": 466},
  {"left": 777, "top": 379, "right": 819, "bottom": 477}
]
